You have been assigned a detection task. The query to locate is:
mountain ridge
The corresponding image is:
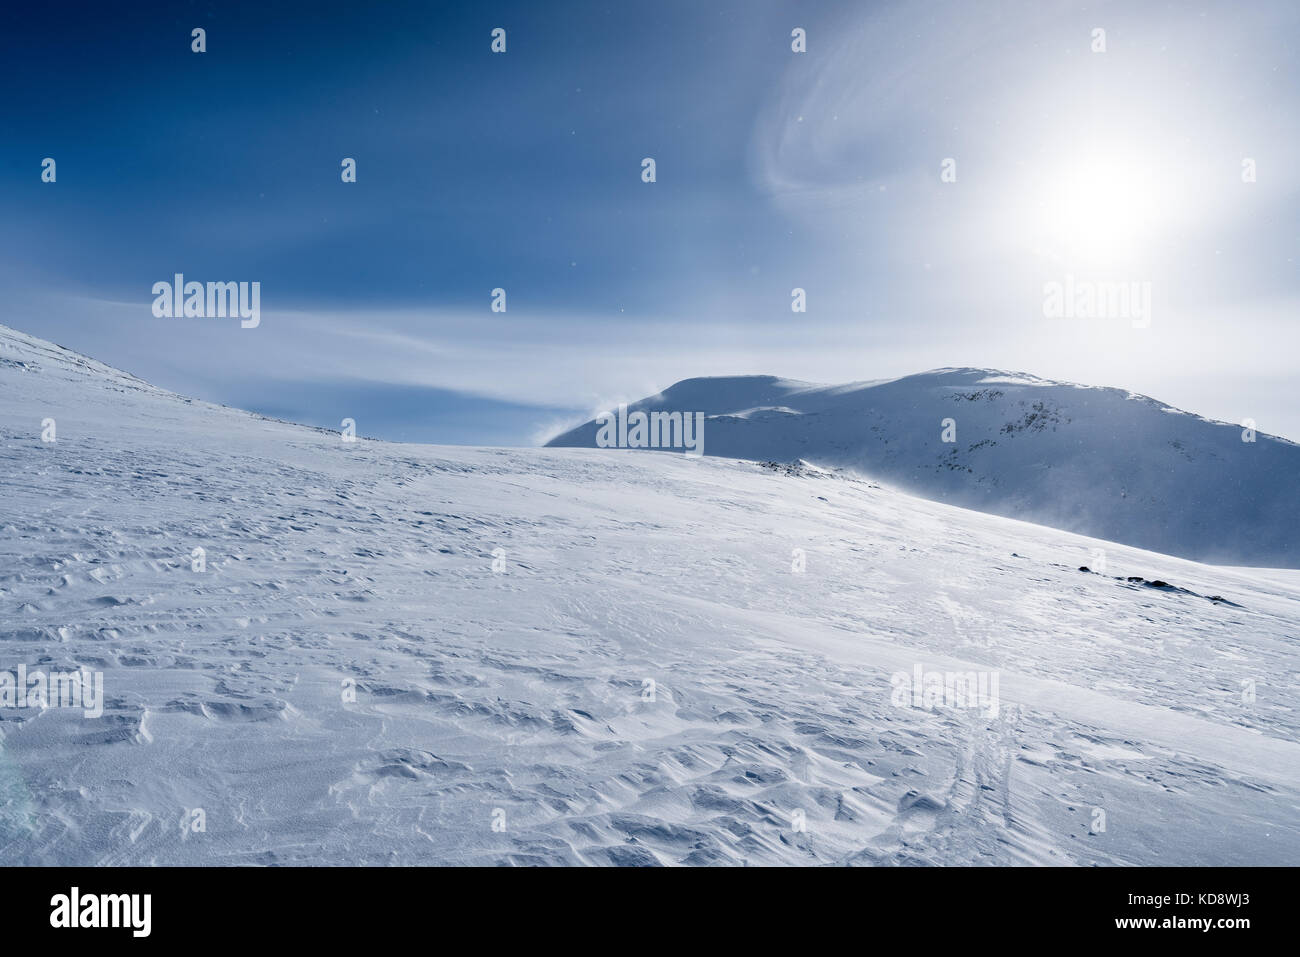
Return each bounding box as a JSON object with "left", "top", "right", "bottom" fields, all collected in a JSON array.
[
  {"left": 548, "top": 368, "right": 1300, "bottom": 567},
  {"left": 5, "top": 321, "right": 1294, "bottom": 567}
]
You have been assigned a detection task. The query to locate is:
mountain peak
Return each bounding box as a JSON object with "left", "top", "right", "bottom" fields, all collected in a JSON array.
[{"left": 547, "top": 369, "right": 1299, "bottom": 566}]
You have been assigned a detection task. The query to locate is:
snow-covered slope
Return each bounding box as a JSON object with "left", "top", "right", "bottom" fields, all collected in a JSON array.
[
  {"left": 2, "top": 323, "right": 1298, "bottom": 865},
  {"left": 547, "top": 371, "right": 1300, "bottom": 567}
]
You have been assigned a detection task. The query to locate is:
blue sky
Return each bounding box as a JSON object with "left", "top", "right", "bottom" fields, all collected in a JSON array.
[{"left": 3, "top": 0, "right": 1298, "bottom": 443}]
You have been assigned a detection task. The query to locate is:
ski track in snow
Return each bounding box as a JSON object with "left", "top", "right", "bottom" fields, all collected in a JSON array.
[{"left": 1, "top": 324, "right": 1298, "bottom": 865}]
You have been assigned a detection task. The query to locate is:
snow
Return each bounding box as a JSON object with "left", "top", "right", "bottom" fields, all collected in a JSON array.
[
  {"left": 1, "top": 323, "right": 1298, "bottom": 865},
  {"left": 549, "top": 369, "right": 1300, "bottom": 567}
]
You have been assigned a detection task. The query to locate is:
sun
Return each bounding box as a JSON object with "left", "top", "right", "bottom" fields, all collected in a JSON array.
[{"left": 1030, "top": 152, "right": 1165, "bottom": 266}]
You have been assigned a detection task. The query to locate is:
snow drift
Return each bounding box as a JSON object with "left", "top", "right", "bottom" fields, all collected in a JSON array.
[{"left": 2, "top": 324, "right": 1298, "bottom": 866}]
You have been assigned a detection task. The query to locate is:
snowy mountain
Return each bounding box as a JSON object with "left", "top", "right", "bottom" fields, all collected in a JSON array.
[
  {"left": 2, "top": 323, "right": 1299, "bottom": 866},
  {"left": 547, "top": 371, "right": 1300, "bottom": 567}
]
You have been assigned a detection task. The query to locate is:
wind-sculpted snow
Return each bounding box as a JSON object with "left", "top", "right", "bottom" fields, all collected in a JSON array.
[
  {"left": 548, "top": 371, "right": 1300, "bottom": 567},
  {"left": 1, "top": 324, "right": 1298, "bottom": 865}
]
